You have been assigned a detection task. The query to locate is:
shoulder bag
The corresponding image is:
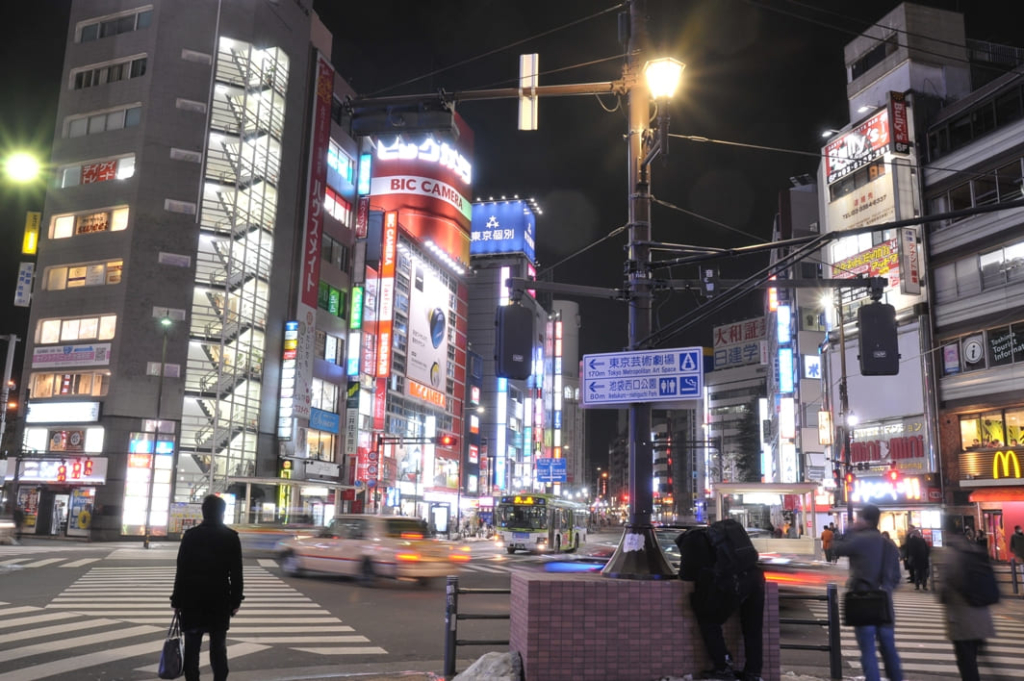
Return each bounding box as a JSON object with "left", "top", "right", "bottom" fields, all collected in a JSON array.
[
  {"left": 842, "top": 535, "right": 894, "bottom": 627},
  {"left": 158, "top": 609, "right": 184, "bottom": 679}
]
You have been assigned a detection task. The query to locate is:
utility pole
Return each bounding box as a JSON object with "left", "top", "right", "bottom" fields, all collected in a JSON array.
[
  {"left": 837, "top": 299, "right": 854, "bottom": 523},
  {"left": 600, "top": 0, "right": 674, "bottom": 578},
  {"left": 0, "top": 334, "right": 19, "bottom": 457}
]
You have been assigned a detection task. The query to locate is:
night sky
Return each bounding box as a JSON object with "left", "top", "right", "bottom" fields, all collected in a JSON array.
[{"left": 0, "top": 0, "right": 1016, "bottom": 467}]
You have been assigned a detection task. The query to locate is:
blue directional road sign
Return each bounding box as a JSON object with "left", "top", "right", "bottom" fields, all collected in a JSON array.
[
  {"left": 536, "top": 457, "right": 567, "bottom": 483},
  {"left": 581, "top": 347, "right": 703, "bottom": 408}
]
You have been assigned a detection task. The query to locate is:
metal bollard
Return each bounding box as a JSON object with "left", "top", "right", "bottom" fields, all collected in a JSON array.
[
  {"left": 827, "top": 583, "right": 842, "bottom": 680},
  {"left": 1013, "top": 560, "right": 1020, "bottom": 596},
  {"left": 443, "top": 575, "right": 459, "bottom": 679}
]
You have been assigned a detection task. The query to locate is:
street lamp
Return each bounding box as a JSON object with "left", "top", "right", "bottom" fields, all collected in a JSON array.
[
  {"left": 602, "top": 6, "right": 684, "bottom": 579},
  {"left": 143, "top": 316, "right": 174, "bottom": 548},
  {"left": 3, "top": 152, "right": 42, "bottom": 183}
]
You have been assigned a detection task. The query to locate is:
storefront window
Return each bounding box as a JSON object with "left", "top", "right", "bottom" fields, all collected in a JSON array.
[
  {"left": 1006, "top": 409, "right": 1024, "bottom": 446},
  {"left": 981, "top": 411, "right": 1006, "bottom": 447},
  {"left": 960, "top": 416, "right": 982, "bottom": 451}
]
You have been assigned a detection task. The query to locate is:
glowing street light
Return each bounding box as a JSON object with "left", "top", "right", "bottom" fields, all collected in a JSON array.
[
  {"left": 4, "top": 152, "right": 42, "bottom": 183},
  {"left": 644, "top": 58, "right": 685, "bottom": 100}
]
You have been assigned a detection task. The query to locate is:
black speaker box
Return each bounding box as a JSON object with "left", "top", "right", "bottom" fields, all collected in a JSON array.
[
  {"left": 495, "top": 303, "right": 534, "bottom": 380},
  {"left": 857, "top": 303, "right": 899, "bottom": 375}
]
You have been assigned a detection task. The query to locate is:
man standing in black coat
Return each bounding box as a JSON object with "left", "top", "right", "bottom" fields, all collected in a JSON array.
[
  {"left": 171, "top": 495, "right": 244, "bottom": 681},
  {"left": 905, "top": 529, "right": 930, "bottom": 591}
]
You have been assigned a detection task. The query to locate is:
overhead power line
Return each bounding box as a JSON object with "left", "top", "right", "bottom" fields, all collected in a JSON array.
[{"left": 366, "top": 3, "right": 626, "bottom": 97}]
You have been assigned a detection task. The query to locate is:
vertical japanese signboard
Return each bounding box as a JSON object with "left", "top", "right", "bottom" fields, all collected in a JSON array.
[
  {"left": 295, "top": 52, "right": 335, "bottom": 419},
  {"left": 375, "top": 211, "right": 398, "bottom": 378}
]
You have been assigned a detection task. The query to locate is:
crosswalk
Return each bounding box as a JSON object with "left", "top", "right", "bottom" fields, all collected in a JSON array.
[
  {"left": 807, "top": 588, "right": 1024, "bottom": 679},
  {"left": 0, "top": 565, "right": 387, "bottom": 681}
]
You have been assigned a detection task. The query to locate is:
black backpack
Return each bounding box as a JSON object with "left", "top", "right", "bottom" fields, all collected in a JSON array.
[
  {"left": 953, "top": 542, "right": 1000, "bottom": 607},
  {"left": 707, "top": 518, "right": 760, "bottom": 596}
]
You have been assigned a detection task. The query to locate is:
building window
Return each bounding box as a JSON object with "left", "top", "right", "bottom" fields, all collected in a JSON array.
[
  {"left": 45, "top": 260, "right": 123, "bottom": 291},
  {"left": 327, "top": 139, "right": 355, "bottom": 184},
  {"left": 315, "top": 330, "right": 343, "bottom": 364},
  {"left": 60, "top": 155, "right": 136, "bottom": 188},
  {"left": 37, "top": 314, "right": 117, "bottom": 345},
  {"left": 50, "top": 206, "right": 130, "bottom": 239},
  {"left": 320, "top": 234, "right": 350, "bottom": 273},
  {"left": 928, "top": 83, "right": 1024, "bottom": 162},
  {"left": 30, "top": 371, "right": 110, "bottom": 398},
  {"left": 850, "top": 35, "right": 898, "bottom": 80},
  {"left": 72, "top": 56, "right": 147, "bottom": 90},
  {"left": 307, "top": 430, "right": 337, "bottom": 462},
  {"left": 78, "top": 7, "right": 152, "bottom": 42},
  {"left": 324, "top": 187, "right": 352, "bottom": 226},
  {"left": 65, "top": 105, "right": 142, "bottom": 138},
  {"left": 310, "top": 378, "right": 338, "bottom": 413}
]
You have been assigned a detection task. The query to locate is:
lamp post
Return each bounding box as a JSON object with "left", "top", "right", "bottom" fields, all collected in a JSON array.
[
  {"left": 3, "top": 152, "right": 42, "bottom": 184},
  {"left": 602, "top": 2, "right": 684, "bottom": 579},
  {"left": 143, "top": 316, "right": 174, "bottom": 548}
]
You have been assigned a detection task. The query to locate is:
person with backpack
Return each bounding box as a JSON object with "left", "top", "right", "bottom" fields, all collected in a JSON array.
[
  {"left": 832, "top": 504, "right": 903, "bottom": 681},
  {"left": 938, "top": 519, "right": 998, "bottom": 681},
  {"left": 676, "top": 519, "right": 764, "bottom": 681}
]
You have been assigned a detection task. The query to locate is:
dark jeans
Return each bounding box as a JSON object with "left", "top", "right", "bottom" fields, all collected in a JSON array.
[
  {"left": 184, "top": 628, "right": 228, "bottom": 681},
  {"left": 953, "top": 639, "right": 982, "bottom": 681},
  {"left": 697, "top": 579, "right": 765, "bottom": 675}
]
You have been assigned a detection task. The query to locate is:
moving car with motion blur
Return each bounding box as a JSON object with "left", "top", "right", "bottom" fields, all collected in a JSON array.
[{"left": 276, "top": 514, "right": 471, "bottom": 586}]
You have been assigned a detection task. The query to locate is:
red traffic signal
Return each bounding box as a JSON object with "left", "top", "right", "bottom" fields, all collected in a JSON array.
[
  {"left": 887, "top": 468, "right": 900, "bottom": 483},
  {"left": 435, "top": 434, "right": 457, "bottom": 447},
  {"left": 844, "top": 472, "right": 856, "bottom": 485}
]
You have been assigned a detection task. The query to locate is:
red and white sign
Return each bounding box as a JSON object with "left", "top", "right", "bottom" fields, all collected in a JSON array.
[
  {"left": 898, "top": 227, "right": 921, "bottom": 295},
  {"left": 298, "top": 53, "right": 334, "bottom": 309},
  {"left": 712, "top": 318, "right": 765, "bottom": 349},
  {"left": 370, "top": 176, "right": 471, "bottom": 224},
  {"left": 375, "top": 211, "right": 398, "bottom": 378},
  {"left": 889, "top": 91, "right": 910, "bottom": 155},
  {"left": 824, "top": 109, "right": 890, "bottom": 185},
  {"left": 356, "top": 196, "right": 370, "bottom": 239},
  {"left": 81, "top": 160, "right": 118, "bottom": 184},
  {"left": 373, "top": 377, "right": 387, "bottom": 432}
]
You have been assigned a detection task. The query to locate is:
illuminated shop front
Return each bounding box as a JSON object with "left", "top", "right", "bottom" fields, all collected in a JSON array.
[{"left": 951, "top": 407, "right": 1024, "bottom": 562}]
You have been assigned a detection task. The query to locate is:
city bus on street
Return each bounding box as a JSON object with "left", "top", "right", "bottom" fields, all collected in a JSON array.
[{"left": 495, "top": 493, "right": 589, "bottom": 554}]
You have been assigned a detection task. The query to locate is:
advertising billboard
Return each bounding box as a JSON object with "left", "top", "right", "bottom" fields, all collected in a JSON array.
[
  {"left": 824, "top": 108, "right": 890, "bottom": 185},
  {"left": 832, "top": 238, "right": 900, "bottom": 286},
  {"left": 712, "top": 317, "right": 765, "bottom": 370},
  {"left": 295, "top": 52, "right": 335, "bottom": 419},
  {"left": 407, "top": 263, "right": 449, "bottom": 391},
  {"left": 469, "top": 200, "right": 537, "bottom": 265},
  {"left": 375, "top": 212, "right": 398, "bottom": 378},
  {"left": 825, "top": 171, "right": 896, "bottom": 232},
  {"left": 368, "top": 116, "right": 474, "bottom": 265}
]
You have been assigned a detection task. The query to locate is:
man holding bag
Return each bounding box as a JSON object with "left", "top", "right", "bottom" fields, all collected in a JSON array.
[
  {"left": 833, "top": 504, "right": 904, "bottom": 681},
  {"left": 171, "top": 495, "right": 244, "bottom": 681}
]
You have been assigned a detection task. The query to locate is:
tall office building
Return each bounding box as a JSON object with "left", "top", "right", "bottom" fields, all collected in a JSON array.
[{"left": 13, "top": 0, "right": 363, "bottom": 539}]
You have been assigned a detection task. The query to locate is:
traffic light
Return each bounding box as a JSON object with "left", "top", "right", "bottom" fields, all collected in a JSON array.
[
  {"left": 844, "top": 471, "right": 856, "bottom": 485},
  {"left": 435, "top": 434, "right": 457, "bottom": 448},
  {"left": 887, "top": 467, "right": 900, "bottom": 484}
]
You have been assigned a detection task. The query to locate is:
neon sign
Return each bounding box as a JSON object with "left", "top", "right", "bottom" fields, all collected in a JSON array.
[
  {"left": 994, "top": 450, "right": 1022, "bottom": 479},
  {"left": 376, "top": 137, "right": 472, "bottom": 185},
  {"left": 850, "top": 476, "right": 922, "bottom": 503}
]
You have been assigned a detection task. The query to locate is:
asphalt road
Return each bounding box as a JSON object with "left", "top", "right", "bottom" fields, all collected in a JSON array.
[{"left": 2, "top": 534, "right": 1023, "bottom": 680}]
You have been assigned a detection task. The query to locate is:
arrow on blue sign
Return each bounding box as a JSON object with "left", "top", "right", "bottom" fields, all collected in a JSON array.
[
  {"left": 588, "top": 381, "right": 604, "bottom": 393},
  {"left": 588, "top": 358, "right": 606, "bottom": 371}
]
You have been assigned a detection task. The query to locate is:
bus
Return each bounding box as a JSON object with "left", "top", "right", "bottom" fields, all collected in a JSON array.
[{"left": 494, "top": 494, "right": 590, "bottom": 554}]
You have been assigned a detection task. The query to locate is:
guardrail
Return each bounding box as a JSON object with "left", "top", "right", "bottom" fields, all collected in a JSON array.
[
  {"left": 443, "top": 575, "right": 511, "bottom": 679},
  {"left": 778, "top": 583, "right": 842, "bottom": 680}
]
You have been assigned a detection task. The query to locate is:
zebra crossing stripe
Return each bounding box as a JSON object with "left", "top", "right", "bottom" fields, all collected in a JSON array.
[
  {"left": 0, "top": 624, "right": 161, "bottom": 664},
  {"left": 0, "top": 612, "right": 79, "bottom": 630},
  {"left": 132, "top": 642, "right": 270, "bottom": 675},
  {"left": 17, "top": 559, "right": 64, "bottom": 568},
  {"left": 290, "top": 646, "right": 388, "bottom": 655},
  {"left": 257, "top": 558, "right": 279, "bottom": 568},
  {"left": 0, "top": 618, "right": 121, "bottom": 645},
  {"left": 60, "top": 558, "right": 101, "bottom": 567},
  {"left": 0, "top": 639, "right": 167, "bottom": 681}
]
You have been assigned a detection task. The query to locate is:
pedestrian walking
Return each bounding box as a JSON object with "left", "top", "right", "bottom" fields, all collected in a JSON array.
[
  {"left": 170, "top": 495, "right": 244, "bottom": 681},
  {"left": 677, "top": 519, "right": 764, "bottom": 681},
  {"left": 821, "top": 524, "right": 834, "bottom": 563},
  {"left": 12, "top": 504, "right": 24, "bottom": 543},
  {"left": 937, "top": 522, "right": 998, "bottom": 681},
  {"left": 905, "top": 528, "right": 930, "bottom": 591},
  {"left": 833, "top": 504, "right": 903, "bottom": 681}
]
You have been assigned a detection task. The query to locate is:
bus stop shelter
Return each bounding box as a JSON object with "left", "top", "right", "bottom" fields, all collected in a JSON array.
[{"left": 714, "top": 481, "right": 822, "bottom": 558}]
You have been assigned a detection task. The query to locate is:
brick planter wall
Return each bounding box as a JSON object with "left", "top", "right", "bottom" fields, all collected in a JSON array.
[{"left": 509, "top": 572, "right": 780, "bottom": 681}]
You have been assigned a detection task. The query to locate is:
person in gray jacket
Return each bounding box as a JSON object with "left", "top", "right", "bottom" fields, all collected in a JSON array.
[
  {"left": 937, "top": 524, "right": 995, "bottom": 681},
  {"left": 832, "top": 504, "right": 903, "bottom": 681}
]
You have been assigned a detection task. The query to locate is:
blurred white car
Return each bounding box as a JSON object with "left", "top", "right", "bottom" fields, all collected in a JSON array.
[{"left": 276, "top": 515, "right": 470, "bottom": 586}]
